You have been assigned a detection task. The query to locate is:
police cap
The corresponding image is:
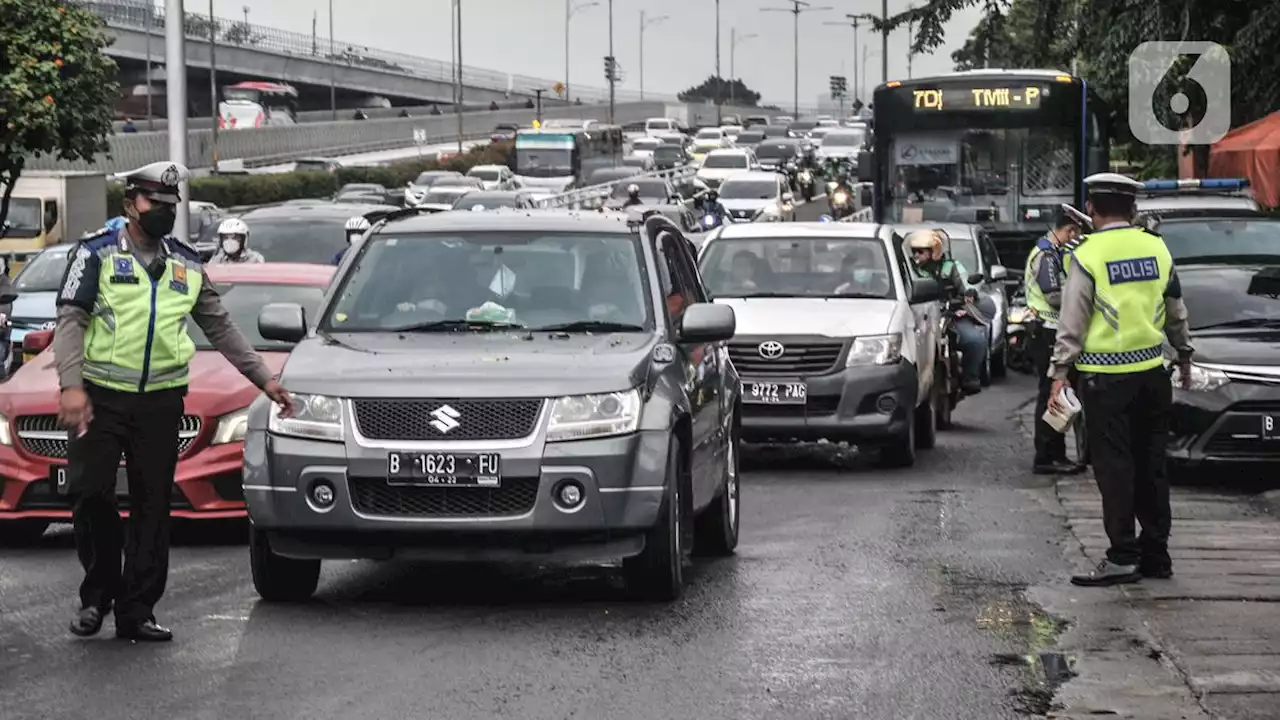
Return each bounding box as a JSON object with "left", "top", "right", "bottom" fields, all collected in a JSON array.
[
  {"left": 116, "top": 161, "right": 190, "bottom": 204},
  {"left": 1057, "top": 203, "right": 1090, "bottom": 228},
  {"left": 1082, "top": 172, "right": 1144, "bottom": 198}
]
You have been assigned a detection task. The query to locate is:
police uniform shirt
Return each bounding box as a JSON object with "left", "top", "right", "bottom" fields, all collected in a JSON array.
[{"left": 1048, "top": 221, "right": 1195, "bottom": 380}]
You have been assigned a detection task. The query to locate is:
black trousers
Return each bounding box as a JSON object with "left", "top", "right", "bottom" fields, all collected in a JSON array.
[
  {"left": 1030, "top": 326, "right": 1068, "bottom": 463},
  {"left": 1077, "top": 368, "right": 1173, "bottom": 568},
  {"left": 70, "top": 382, "right": 185, "bottom": 626}
]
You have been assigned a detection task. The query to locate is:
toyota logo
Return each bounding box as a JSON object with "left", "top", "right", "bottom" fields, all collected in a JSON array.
[{"left": 758, "top": 341, "right": 785, "bottom": 359}]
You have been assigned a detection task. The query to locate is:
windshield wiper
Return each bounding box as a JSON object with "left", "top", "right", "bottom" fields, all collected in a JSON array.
[
  {"left": 730, "top": 292, "right": 805, "bottom": 298},
  {"left": 1193, "top": 318, "right": 1280, "bottom": 331},
  {"left": 388, "top": 319, "right": 526, "bottom": 333},
  {"left": 532, "top": 320, "right": 645, "bottom": 333}
]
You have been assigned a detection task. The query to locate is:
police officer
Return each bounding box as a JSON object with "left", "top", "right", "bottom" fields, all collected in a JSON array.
[
  {"left": 208, "top": 218, "right": 264, "bottom": 264},
  {"left": 1049, "top": 173, "right": 1194, "bottom": 587},
  {"left": 54, "top": 162, "right": 294, "bottom": 641},
  {"left": 333, "top": 215, "right": 371, "bottom": 265},
  {"left": 1026, "top": 208, "right": 1083, "bottom": 474}
]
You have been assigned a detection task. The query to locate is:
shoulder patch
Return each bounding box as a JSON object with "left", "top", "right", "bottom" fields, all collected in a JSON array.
[
  {"left": 164, "top": 236, "right": 202, "bottom": 263},
  {"left": 81, "top": 230, "right": 119, "bottom": 253}
]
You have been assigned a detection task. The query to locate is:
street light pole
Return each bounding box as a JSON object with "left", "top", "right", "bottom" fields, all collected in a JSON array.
[
  {"left": 714, "top": 0, "right": 721, "bottom": 123},
  {"left": 823, "top": 15, "right": 861, "bottom": 104},
  {"left": 607, "top": 0, "right": 615, "bottom": 124},
  {"left": 729, "top": 29, "right": 757, "bottom": 107},
  {"left": 165, "top": 0, "right": 189, "bottom": 240},
  {"left": 762, "top": 1, "right": 831, "bottom": 118},
  {"left": 455, "top": 0, "right": 464, "bottom": 152},
  {"left": 565, "top": 0, "right": 598, "bottom": 106},
  {"left": 329, "top": 0, "right": 336, "bottom": 120},
  {"left": 144, "top": 5, "right": 153, "bottom": 129},
  {"left": 209, "top": 0, "right": 218, "bottom": 168},
  {"left": 881, "top": 0, "right": 888, "bottom": 83},
  {"left": 639, "top": 11, "right": 668, "bottom": 101}
]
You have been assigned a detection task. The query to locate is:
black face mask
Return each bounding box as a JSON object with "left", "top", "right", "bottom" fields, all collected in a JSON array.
[{"left": 134, "top": 204, "right": 176, "bottom": 238}]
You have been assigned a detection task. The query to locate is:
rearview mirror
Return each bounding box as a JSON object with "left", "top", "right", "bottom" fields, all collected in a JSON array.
[
  {"left": 678, "top": 303, "right": 736, "bottom": 343},
  {"left": 856, "top": 150, "right": 874, "bottom": 183},
  {"left": 22, "top": 329, "right": 53, "bottom": 355},
  {"left": 989, "top": 264, "right": 1008, "bottom": 281},
  {"left": 909, "top": 277, "right": 945, "bottom": 304},
  {"left": 0, "top": 290, "right": 15, "bottom": 305},
  {"left": 259, "top": 303, "right": 308, "bottom": 343}
]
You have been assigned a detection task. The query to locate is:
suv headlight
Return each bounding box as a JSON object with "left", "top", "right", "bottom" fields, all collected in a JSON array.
[
  {"left": 1172, "top": 362, "right": 1229, "bottom": 392},
  {"left": 547, "top": 389, "right": 641, "bottom": 442},
  {"left": 211, "top": 407, "right": 250, "bottom": 445},
  {"left": 847, "top": 334, "right": 903, "bottom": 367},
  {"left": 268, "top": 393, "right": 344, "bottom": 442},
  {"left": 0, "top": 411, "right": 11, "bottom": 446}
]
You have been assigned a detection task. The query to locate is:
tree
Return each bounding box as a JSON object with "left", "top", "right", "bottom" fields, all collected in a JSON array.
[
  {"left": 677, "top": 76, "right": 762, "bottom": 106},
  {"left": 0, "top": 0, "right": 118, "bottom": 235}
]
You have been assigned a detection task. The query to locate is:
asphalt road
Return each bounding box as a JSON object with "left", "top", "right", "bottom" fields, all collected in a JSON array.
[{"left": 0, "top": 372, "right": 1083, "bottom": 720}]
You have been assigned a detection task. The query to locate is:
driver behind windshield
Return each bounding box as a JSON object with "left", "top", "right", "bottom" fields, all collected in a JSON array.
[
  {"left": 834, "top": 245, "right": 887, "bottom": 296},
  {"left": 726, "top": 250, "right": 762, "bottom": 293},
  {"left": 907, "top": 228, "right": 989, "bottom": 394}
]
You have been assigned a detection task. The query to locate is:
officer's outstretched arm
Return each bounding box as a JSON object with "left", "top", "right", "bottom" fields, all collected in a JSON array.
[
  {"left": 189, "top": 270, "right": 274, "bottom": 389},
  {"left": 1048, "top": 265, "right": 1095, "bottom": 381},
  {"left": 51, "top": 243, "right": 102, "bottom": 390},
  {"left": 1163, "top": 267, "right": 1194, "bottom": 360}
]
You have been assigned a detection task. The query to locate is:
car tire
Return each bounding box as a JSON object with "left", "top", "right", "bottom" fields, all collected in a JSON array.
[
  {"left": 935, "top": 364, "right": 955, "bottom": 430},
  {"left": 624, "top": 436, "right": 686, "bottom": 601},
  {"left": 694, "top": 427, "right": 740, "bottom": 557},
  {"left": 914, "top": 386, "right": 937, "bottom": 450},
  {"left": 879, "top": 409, "right": 917, "bottom": 468},
  {"left": 249, "top": 526, "right": 321, "bottom": 602},
  {"left": 0, "top": 519, "right": 49, "bottom": 546}
]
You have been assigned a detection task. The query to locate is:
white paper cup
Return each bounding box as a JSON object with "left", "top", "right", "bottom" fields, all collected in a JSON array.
[{"left": 1042, "top": 386, "right": 1081, "bottom": 434}]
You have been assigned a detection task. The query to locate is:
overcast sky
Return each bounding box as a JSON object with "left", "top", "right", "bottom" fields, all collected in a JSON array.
[{"left": 210, "top": 0, "right": 984, "bottom": 105}]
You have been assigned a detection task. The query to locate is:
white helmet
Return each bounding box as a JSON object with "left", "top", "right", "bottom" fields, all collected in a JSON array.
[
  {"left": 345, "top": 216, "right": 372, "bottom": 232},
  {"left": 217, "top": 217, "right": 249, "bottom": 238}
]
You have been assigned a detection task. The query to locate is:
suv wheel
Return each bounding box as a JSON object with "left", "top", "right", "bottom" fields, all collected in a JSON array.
[
  {"left": 694, "top": 428, "right": 740, "bottom": 557},
  {"left": 936, "top": 363, "right": 955, "bottom": 430},
  {"left": 879, "top": 408, "right": 916, "bottom": 468},
  {"left": 914, "top": 386, "right": 937, "bottom": 450},
  {"left": 624, "top": 436, "right": 686, "bottom": 600},
  {"left": 0, "top": 519, "right": 49, "bottom": 546},
  {"left": 250, "top": 526, "right": 321, "bottom": 602}
]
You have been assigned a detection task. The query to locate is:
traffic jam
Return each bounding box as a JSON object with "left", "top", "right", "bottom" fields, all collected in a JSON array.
[{"left": 1, "top": 70, "right": 1277, "bottom": 608}]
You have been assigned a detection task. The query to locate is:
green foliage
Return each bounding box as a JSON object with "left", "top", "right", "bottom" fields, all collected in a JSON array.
[
  {"left": 103, "top": 142, "right": 514, "bottom": 217},
  {"left": 678, "top": 76, "right": 761, "bottom": 106},
  {"left": 0, "top": 0, "right": 118, "bottom": 231}
]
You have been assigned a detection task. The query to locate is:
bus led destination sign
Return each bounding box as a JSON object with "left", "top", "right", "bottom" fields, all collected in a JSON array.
[{"left": 912, "top": 86, "right": 1047, "bottom": 111}]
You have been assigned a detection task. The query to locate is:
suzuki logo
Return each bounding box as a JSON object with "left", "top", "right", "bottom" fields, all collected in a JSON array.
[
  {"left": 758, "top": 341, "right": 785, "bottom": 359},
  {"left": 429, "top": 404, "right": 462, "bottom": 434}
]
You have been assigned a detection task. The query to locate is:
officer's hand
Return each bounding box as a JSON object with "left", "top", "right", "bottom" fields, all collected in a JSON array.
[
  {"left": 1177, "top": 360, "right": 1193, "bottom": 390},
  {"left": 263, "top": 380, "right": 295, "bottom": 418},
  {"left": 58, "top": 387, "right": 93, "bottom": 436},
  {"left": 1048, "top": 378, "right": 1069, "bottom": 413}
]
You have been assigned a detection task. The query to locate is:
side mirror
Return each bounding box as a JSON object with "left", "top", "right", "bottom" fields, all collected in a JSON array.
[
  {"left": 0, "top": 290, "right": 16, "bottom": 305},
  {"left": 22, "top": 329, "right": 53, "bottom": 355},
  {"left": 43, "top": 201, "right": 59, "bottom": 233},
  {"left": 258, "top": 302, "right": 308, "bottom": 343},
  {"left": 989, "top": 264, "right": 1008, "bottom": 281},
  {"left": 967, "top": 272, "right": 985, "bottom": 285},
  {"left": 781, "top": 192, "right": 794, "bottom": 203},
  {"left": 909, "top": 277, "right": 945, "bottom": 304},
  {"left": 859, "top": 185, "right": 873, "bottom": 208},
  {"left": 856, "top": 150, "right": 874, "bottom": 183},
  {"left": 678, "top": 302, "right": 736, "bottom": 343}
]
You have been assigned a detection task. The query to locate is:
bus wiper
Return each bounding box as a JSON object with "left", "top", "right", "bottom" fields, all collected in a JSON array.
[
  {"left": 1193, "top": 318, "right": 1280, "bottom": 331},
  {"left": 389, "top": 319, "right": 526, "bottom": 332},
  {"left": 532, "top": 320, "right": 645, "bottom": 332}
]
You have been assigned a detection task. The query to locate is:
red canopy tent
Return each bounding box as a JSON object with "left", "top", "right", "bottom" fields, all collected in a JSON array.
[{"left": 1208, "top": 110, "right": 1280, "bottom": 208}]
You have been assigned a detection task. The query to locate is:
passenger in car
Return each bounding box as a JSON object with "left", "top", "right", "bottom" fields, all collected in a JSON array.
[{"left": 727, "top": 250, "right": 762, "bottom": 292}]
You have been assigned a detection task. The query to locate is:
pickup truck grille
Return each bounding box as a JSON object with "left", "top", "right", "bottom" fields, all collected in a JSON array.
[{"left": 728, "top": 339, "right": 846, "bottom": 376}]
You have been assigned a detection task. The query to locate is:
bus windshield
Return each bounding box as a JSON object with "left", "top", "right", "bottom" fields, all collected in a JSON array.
[{"left": 220, "top": 81, "right": 299, "bottom": 128}]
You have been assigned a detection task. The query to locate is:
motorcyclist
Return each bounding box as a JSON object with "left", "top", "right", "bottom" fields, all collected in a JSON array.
[
  {"left": 907, "top": 228, "right": 989, "bottom": 394},
  {"left": 208, "top": 218, "right": 264, "bottom": 264},
  {"left": 700, "top": 189, "right": 728, "bottom": 223},
  {"left": 333, "top": 215, "right": 372, "bottom": 265},
  {"left": 622, "top": 183, "right": 645, "bottom": 208}
]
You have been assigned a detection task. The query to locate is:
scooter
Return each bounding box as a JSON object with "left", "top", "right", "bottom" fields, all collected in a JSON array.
[
  {"left": 827, "top": 182, "right": 854, "bottom": 219},
  {"left": 796, "top": 167, "right": 815, "bottom": 202},
  {"left": 1005, "top": 291, "right": 1035, "bottom": 374}
]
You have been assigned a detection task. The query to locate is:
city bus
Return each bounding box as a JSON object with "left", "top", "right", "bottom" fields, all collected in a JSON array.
[
  {"left": 511, "top": 125, "right": 625, "bottom": 193},
  {"left": 218, "top": 81, "right": 300, "bottom": 130},
  {"left": 860, "top": 69, "right": 1111, "bottom": 262}
]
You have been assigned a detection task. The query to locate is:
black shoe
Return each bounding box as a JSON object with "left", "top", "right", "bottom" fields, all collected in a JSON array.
[
  {"left": 1070, "top": 559, "right": 1141, "bottom": 587},
  {"left": 1140, "top": 564, "right": 1173, "bottom": 579},
  {"left": 116, "top": 619, "right": 173, "bottom": 642},
  {"left": 69, "top": 605, "right": 111, "bottom": 637},
  {"left": 962, "top": 380, "right": 982, "bottom": 394},
  {"left": 1033, "top": 459, "right": 1083, "bottom": 475}
]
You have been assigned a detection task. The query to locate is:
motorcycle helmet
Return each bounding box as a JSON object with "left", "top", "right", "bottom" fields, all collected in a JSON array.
[
  {"left": 627, "top": 183, "right": 640, "bottom": 198},
  {"left": 905, "top": 229, "right": 945, "bottom": 262},
  {"left": 345, "top": 215, "right": 372, "bottom": 245},
  {"left": 216, "top": 217, "right": 250, "bottom": 255},
  {"left": 706, "top": 189, "right": 719, "bottom": 203}
]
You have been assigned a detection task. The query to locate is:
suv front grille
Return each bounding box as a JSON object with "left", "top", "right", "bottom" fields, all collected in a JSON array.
[
  {"left": 348, "top": 477, "right": 540, "bottom": 517},
  {"left": 15, "top": 415, "right": 202, "bottom": 459},
  {"left": 351, "top": 399, "right": 543, "bottom": 441},
  {"left": 729, "top": 339, "right": 846, "bottom": 376}
]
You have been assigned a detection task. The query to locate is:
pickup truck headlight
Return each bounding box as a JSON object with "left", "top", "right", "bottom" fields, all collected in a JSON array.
[
  {"left": 1171, "top": 362, "right": 1229, "bottom": 392},
  {"left": 211, "top": 407, "right": 250, "bottom": 445},
  {"left": 268, "top": 393, "right": 344, "bottom": 442},
  {"left": 847, "top": 334, "right": 903, "bottom": 367},
  {"left": 547, "top": 389, "right": 641, "bottom": 442},
  {"left": 0, "top": 412, "right": 11, "bottom": 446}
]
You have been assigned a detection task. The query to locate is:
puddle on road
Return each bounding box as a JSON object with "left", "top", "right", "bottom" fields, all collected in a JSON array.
[{"left": 933, "top": 564, "right": 1076, "bottom": 716}]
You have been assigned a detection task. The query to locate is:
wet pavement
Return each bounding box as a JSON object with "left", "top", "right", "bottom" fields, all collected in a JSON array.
[{"left": 0, "top": 375, "right": 1092, "bottom": 720}]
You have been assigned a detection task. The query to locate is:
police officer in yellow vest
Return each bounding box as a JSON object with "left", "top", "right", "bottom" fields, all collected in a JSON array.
[
  {"left": 54, "top": 162, "right": 294, "bottom": 641},
  {"left": 1025, "top": 208, "right": 1083, "bottom": 474},
  {"left": 1049, "top": 173, "right": 1194, "bottom": 587}
]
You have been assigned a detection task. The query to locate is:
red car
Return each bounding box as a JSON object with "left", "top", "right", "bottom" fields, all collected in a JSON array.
[{"left": 0, "top": 263, "right": 333, "bottom": 542}]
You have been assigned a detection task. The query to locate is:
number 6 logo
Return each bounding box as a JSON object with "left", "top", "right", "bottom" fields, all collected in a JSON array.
[{"left": 1128, "top": 42, "right": 1231, "bottom": 146}]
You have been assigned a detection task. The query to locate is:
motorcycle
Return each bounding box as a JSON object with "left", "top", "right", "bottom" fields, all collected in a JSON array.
[
  {"left": 827, "top": 182, "right": 855, "bottom": 219},
  {"left": 1004, "top": 291, "right": 1035, "bottom": 374},
  {"left": 934, "top": 297, "right": 973, "bottom": 429},
  {"left": 796, "top": 167, "right": 815, "bottom": 202},
  {"left": 402, "top": 183, "right": 428, "bottom": 209}
]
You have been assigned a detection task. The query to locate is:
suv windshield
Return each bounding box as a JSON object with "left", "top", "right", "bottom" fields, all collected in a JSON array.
[
  {"left": 654, "top": 146, "right": 683, "bottom": 159},
  {"left": 736, "top": 131, "right": 766, "bottom": 145},
  {"left": 719, "top": 180, "right": 777, "bottom": 200},
  {"left": 190, "top": 283, "right": 325, "bottom": 350},
  {"left": 1180, "top": 265, "right": 1280, "bottom": 330},
  {"left": 425, "top": 189, "right": 471, "bottom": 204},
  {"left": 700, "top": 237, "right": 894, "bottom": 299},
  {"left": 469, "top": 169, "right": 501, "bottom": 181},
  {"left": 326, "top": 232, "right": 653, "bottom": 332},
  {"left": 454, "top": 194, "right": 519, "bottom": 210},
  {"left": 242, "top": 217, "right": 352, "bottom": 264},
  {"left": 755, "top": 143, "right": 797, "bottom": 161},
  {"left": 702, "top": 154, "right": 749, "bottom": 169},
  {"left": 14, "top": 246, "right": 72, "bottom": 292},
  {"left": 1160, "top": 218, "right": 1280, "bottom": 261},
  {"left": 695, "top": 129, "right": 722, "bottom": 139}
]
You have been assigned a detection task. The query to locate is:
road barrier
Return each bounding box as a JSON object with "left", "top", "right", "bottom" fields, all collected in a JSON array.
[{"left": 537, "top": 166, "right": 699, "bottom": 211}]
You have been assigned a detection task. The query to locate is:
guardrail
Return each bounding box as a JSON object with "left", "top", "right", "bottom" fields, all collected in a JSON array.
[{"left": 537, "top": 166, "right": 699, "bottom": 211}]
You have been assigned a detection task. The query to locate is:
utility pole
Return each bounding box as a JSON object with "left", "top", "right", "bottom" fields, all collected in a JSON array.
[
  {"left": 714, "top": 0, "right": 721, "bottom": 122},
  {"left": 729, "top": 28, "right": 758, "bottom": 107},
  {"left": 881, "top": 0, "right": 888, "bottom": 83},
  {"left": 607, "top": 0, "right": 615, "bottom": 124},
  {"left": 144, "top": 4, "right": 153, "bottom": 129},
  {"left": 565, "top": 1, "right": 598, "bottom": 106},
  {"left": 209, "top": 0, "right": 218, "bottom": 167},
  {"left": 762, "top": 1, "right": 832, "bottom": 118},
  {"left": 165, "top": 0, "right": 189, "bottom": 241},
  {"left": 455, "top": 0, "right": 464, "bottom": 152},
  {"left": 328, "top": 0, "right": 336, "bottom": 120},
  {"left": 824, "top": 15, "right": 862, "bottom": 103},
  {"left": 311, "top": 11, "right": 317, "bottom": 56},
  {"left": 639, "top": 10, "right": 668, "bottom": 101},
  {"left": 533, "top": 89, "right": 544, "bottom": 124}
]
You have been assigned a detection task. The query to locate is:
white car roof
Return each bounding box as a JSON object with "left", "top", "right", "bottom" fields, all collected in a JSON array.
[
  {"left": 468, "top": 164, "right": 506, "bottom": 172},
  {"left": 711, "top": 221, "right": 881, "bottom": 240},
  {"left": 706, "top": 148, "right": 750, "bottom": 157},
  {"left": 720, "top": 171, "right": 781, "bottom": 183}
]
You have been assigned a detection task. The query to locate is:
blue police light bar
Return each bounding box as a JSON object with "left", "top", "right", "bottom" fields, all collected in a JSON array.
[{"left": 1142, "top": 178, "right": 1251, "bottom": 192}]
